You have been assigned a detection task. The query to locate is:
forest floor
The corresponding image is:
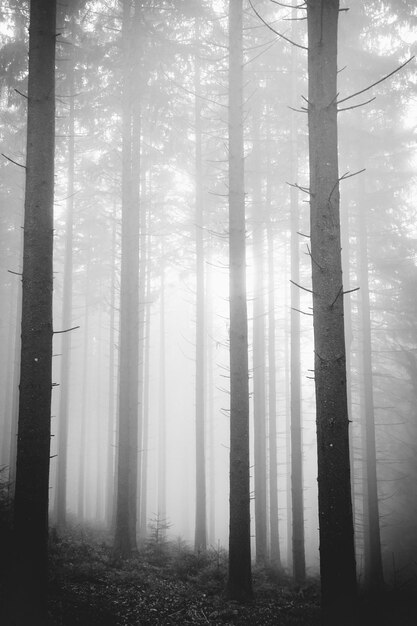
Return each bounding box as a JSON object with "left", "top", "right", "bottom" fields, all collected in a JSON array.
[
  {"left": 1, "top": 521, "right": 417, "bottom": 625},
  {"left": 44, "top": 528, "right": 417, "bottom": 626},
  {"left": 47, "top": 528, "right": 321, "bottom": 625}
]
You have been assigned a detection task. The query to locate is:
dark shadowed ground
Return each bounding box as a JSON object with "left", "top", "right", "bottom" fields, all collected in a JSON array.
[
  {"left": 45, "top": 529, "right": 417, "bottom": 626},
  {"left": 1, "top": 521, "right": 417, "bottom": 625}
]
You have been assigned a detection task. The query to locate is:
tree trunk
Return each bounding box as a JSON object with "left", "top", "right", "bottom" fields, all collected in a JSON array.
[
  {"left": 10, "top": 1, "right": 56, "bottom": 622},
  {"left": 194, "top": 21, "right": 207, "bottom": 552},
  {"left": 307, "top": 0, "right": 356, "bottom": 619},
  {"left": 55, "top": 34, "right": 76, "bottom": 531},
  {"left": 340, "top": 199, "right": 356, "bottom": 523},
  {"left": 290, "top": 34, "right": 305, "bottom": 584},
  {"left": 358, "top": 187, "right": 384, "bottom": 589},
  {"left": 78, "top": 252, "right": 91, "bottom": 522},
  {"left": 206, "top": 257, "right": 216, "bottom": 547},
  {"left": 158, "top": 262, "right": 167, "bottom": 524},
  {"left": 106, "top": 204, "right": 117, "bottom": 528},
  {"left": 4, "top": 271, "right": 21, "bottom": 491},
  {"left": 252, "top": 103, "right": 267, "bottom": 566},
  {"left": 226, "top": 0, "right": 252, "bottom": 602},
  {"left": 267, "top": 218, "right": 281, "bottom": 570},
  {"left": 139, "top": 235, "right": 151, "bottom": 539},
  {"left": 113, "top": 0, "right": 140, "bottom": 558}
]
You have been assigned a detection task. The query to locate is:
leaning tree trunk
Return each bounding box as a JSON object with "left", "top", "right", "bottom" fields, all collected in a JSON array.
[
  {"left": 10, "top": 0, "right": 56, "bottom": 623},
  {"left": 226, "top": 0, "right": 252, "bottom": 602},
  {"left": 307, "top": 0, "right": 356, "bottom": 620}
]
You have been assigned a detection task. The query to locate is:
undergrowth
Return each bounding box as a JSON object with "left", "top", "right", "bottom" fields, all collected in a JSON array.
[{"left": 47, "top": 526, "right": 321, "bottom": 625}]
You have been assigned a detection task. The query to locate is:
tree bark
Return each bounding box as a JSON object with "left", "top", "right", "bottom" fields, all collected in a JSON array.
[
  {"left": 226, "top": 0, "right": 252, "bottom": 602},
  {"left": 194, "top": 20, "right": 207, "bottom": 552},
  {"left": 265, "top": 111, "right": 281, "bottom": 570},
  {"left": 55, "top": 30, "right": 76, "bottom": 531},
  {"left": 290, "top": 29, "right": 305, "bottom": 584},
  {"left": 252, "top": 103, "right": 267, "bottom": 566},
  {"left": 78, "top": 250, "right": 91, "bottom": 522},
  {"left": 113, "top": 0, "right": 140, "bottom": 558},
  {"left": 358, "top": 186, "right": 384, "bottom": 589},
  {"left": 10, "top": 0, "right": 56, "bottom": 622},
  {"left": 307, "top": 0, "right": 356, "bottom": 619},
  {"left": 158, "top": 262, "right": 167, "bottom": 524},
  {"left": 106, "top": 203, "right": 117, "bottom": 528}
]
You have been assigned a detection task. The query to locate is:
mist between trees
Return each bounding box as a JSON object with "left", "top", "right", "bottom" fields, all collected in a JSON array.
[{"left": 0, "top": 0, "right": 416, "bottom": 624}]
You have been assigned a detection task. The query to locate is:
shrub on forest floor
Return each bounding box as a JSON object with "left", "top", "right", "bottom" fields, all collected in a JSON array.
[{"left": 49, "top": 525, "right": 112, "bottom": 583}]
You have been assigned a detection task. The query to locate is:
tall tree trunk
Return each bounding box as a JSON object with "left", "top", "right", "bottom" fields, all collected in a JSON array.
[
  {"left": 252, "top": 104, "right": 267, "bottom": 566},
  {"left": 55, "top": 37, "right": 75, "bottom": 531},
  {"left": 207, "top": 258, "right": 216, "bottom": 547},
  {"left": 226, "top": 0, "right": 252, "bottom": 602},
  {"left": 290, "top": 38, "right": 305, "bottom": 583},
  {"left": 358, "top": 188, "right": 384, "bottom": 589},
  {"left": 10, "top": 1, "right": 56, "bottom": 622},
  {"left": 158, "top": 262, "right": 167, "bottom": 524},
  {"left": 78, "top": 253, "right": 91, "bottom": 522},
  {"left": 265, "top": 108, "right": 281, "bottom": 569},
  {"left": 267, "top": 219, "right": 281, "bottom": 570},
  {"left": 132, "top": 85, "right": 143, "bottom": 539},
  {"left": 139, "top": 236, "right": 151, "bottom": 539},
  {"left": 194, "top": 21, "right": 207, "bottom": 552},
  {"left": 4, "top": 272, "right": 21, "bottom": 491},
  {"left": 113, "top": 0, "right": 140, "bottom": 558},
  {"left": 307, "top": 0, "right": 356, "bottom": 619},
  {"left": 340, "top": 200, "right": 356, "bottom": 521},
  {"left": 106, "top": 204, "right": 117, "bottom": 528}
]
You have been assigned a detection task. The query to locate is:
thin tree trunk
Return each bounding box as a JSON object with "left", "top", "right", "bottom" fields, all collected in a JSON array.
[
  {"left": 78, "top": 254, "right": 91, "bottom": 522},
  {"left": 132, "top": 85, "right": 143, "bottom": 540},
  {"left": 55, "top": 40, "right": 75, "bottom": 531},
  {"left": 106, "top": 204, "right": 117, "bottom": 528},
  {"left": 207, "top": 258, "right": 216, "bottom": 547},
  {"left": 307, "top": 0, "right": 356, "bottom": 619},
  {"left": 252, "top": 103, "right": 267, "bottom": 566},
  {"left": 226, "top": 0, "right": 252, "bottom": 601},
  {"left": 158, "top": 262, "right": 167, "bottom": 524},
  {"left": 10, "top": 1, "right": 56, "bottom": 622},
  {"left": 139, "top": 237, "right": 151, "bottom": 539},
  {"left": 358, "top": 190, "right": 384, "bottom": 589},
  {"left": 290, "top": 37, "right": 305, "bottom": 583},
  {"left": 194, "top": 20, "right": 207, "bottom": 552},
  {"left": 267, "top": 220, "right": 281, "bottom": 570}
]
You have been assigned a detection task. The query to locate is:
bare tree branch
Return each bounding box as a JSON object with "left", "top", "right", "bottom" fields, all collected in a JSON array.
[
  {"left": 287, "top": 181, "right": 311, "bottom": 195},
  {"left": 53, "top": 325, "right": 80, "bottom": 334},
  {"left": 339, "top": 168, "right": 366, "bottom": 181},
  {"left": 290, "top": 279, "right": 314, "bottom": 294},
  {"left": 249, "top": 0, "right": 308, "bottom": 50},
  {"left": 292, "top": 307, "right": 313, "bottom": 316},
  {"left": 270, "top": 0, "right": 306, "bottom": 9},
  {"left": 343, "top": 287, "right": 360, "bottom": 295},
  {"left": 338, "top": 96, "right": 376, "bottom": 112},
  {"left": 338, "top": 56, "right": 415, "bottom": 105},
  {"left": 2, "top": 153, "right": 26, "bottom": 168}
]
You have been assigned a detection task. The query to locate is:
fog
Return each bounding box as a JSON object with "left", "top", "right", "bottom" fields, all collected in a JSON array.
[{"left": 1, "top": 0, "right": 417, "bottom": 600}]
